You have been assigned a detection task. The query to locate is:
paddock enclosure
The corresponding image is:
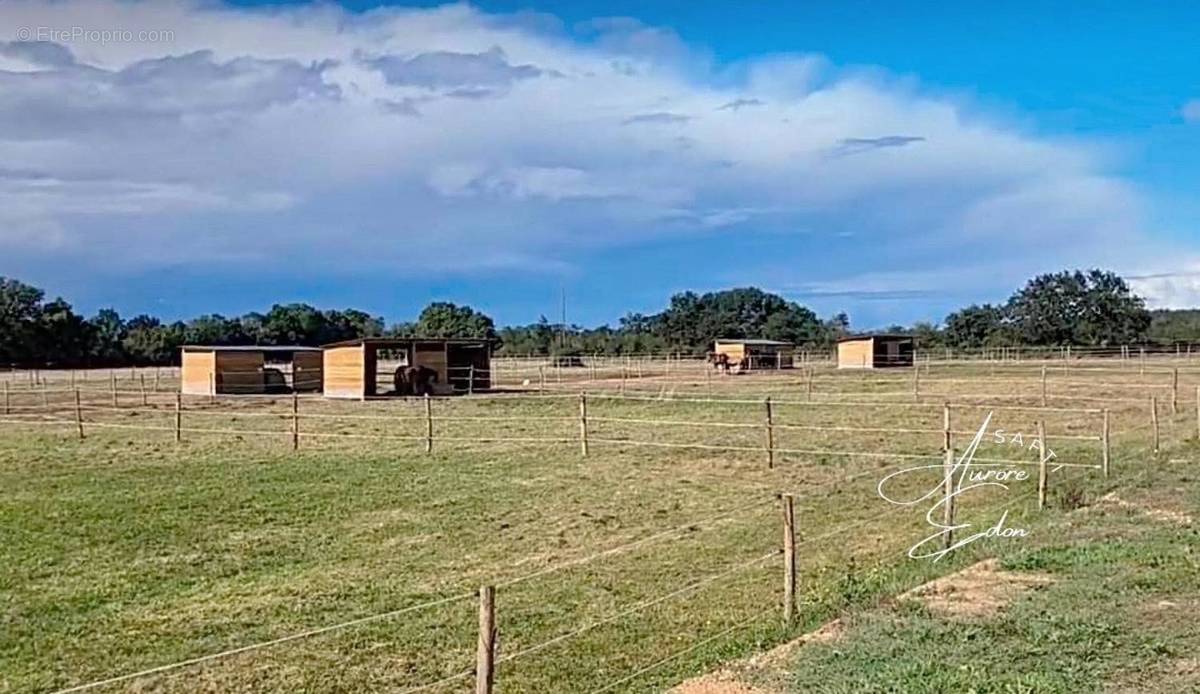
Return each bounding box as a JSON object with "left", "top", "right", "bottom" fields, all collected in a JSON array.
[
  {"left": 180, "top": 345, "right": 323, "bottom": 395},
  {"left": 1, "top": 347, "right": 1197, "bottom": 692},
  {"left": 322, "top": 337, "right": 491, "bottom": 398},
  {"left": 836, "top": 334, "right": 915, "bottom": 369}
]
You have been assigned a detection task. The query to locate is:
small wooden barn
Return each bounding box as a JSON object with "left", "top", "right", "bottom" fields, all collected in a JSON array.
[
  {"left": 322, "top": 337, "right": 492, "bottom": 399},
  {"left": 180, "top": 346, "right": 323, "bottom": 395},
  {"left": 836, "top": 334, "right": 915, "bottom": 369},
  {"left": 712, "top": 339, "right": 795, "bottom": 370}
]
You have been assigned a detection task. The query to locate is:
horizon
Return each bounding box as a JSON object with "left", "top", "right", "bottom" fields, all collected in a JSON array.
[{"left": 2, "top": 1, "right": 1200, "bottom": 329}]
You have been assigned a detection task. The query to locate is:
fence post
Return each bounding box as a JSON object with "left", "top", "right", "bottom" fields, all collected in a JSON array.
[
  {"left": 1140, "top": 347, "right": 1146, "bottom": 375},
  {"left": 806, "top": 367, "right": 814, "bottom": 400},
  {"left": 74, "top": 388, "right": 84, "bottom": 440},
  {"left": 942, "top": 403, "right": 951, "bottom": 453},
  {"left": 174, "top": 392, "right": 182, "bottom": 443},
  {"left": 475, "top": 585, "right": 496, "bottom": 694},
  {"left": 1172, "top": 367, "right": 1179, "bottom": 415},
  {"left": 70, "top": 370, "right": 76, "bottom": 389},
  {"left": 291, "top": 392, "right": 299, "bottom": 451},
  {"left": 538, "top": 365, "right": 545, "bottom": 394},
  {"left": 1196, "top": 385, "right": 1200, "bottom": 441},
  {"left": 41, "top": 385, "right": 49, "bottom": 410},
  {"left": 578, "top": 392, "right": 589, "bottom": 457},
  {"left": 424, "top": 393, "right": 434, "bottom": 454},
  {"left": 1102, "top": 409, "right": 1110, "bottom": 479},
  {"left": 764, "top": 396, "right": 775, "bottom": 468},
  {"left": 1037, "top": 420, "right": 1048, "bottom": 510},
  {"left": 912, "top": 364, "right": 920, "bottom": 402},
  {"left": 1040, "top": 365, "right": 1047, "bottom": 407},
  {"left": 3, "top": 380, "right": 8, "bottom": 415},
  {"left": 209, "top": 373, "right": 215, "bottom": 403},
  {"left": 110, "top": 371, "right": 118, "bottom": 408},
  {"left": 943, "top": 441, "right": 955, "bottom": 550},
  {"left": 154, "top": 367, "right": 160, "bottom": 392},
  {"left": 140, "top": 374, "right": 148, "bottom": 407},
  {"left": 468, "top": 365, "right": 475, "bottom": 395},
  {"left": 1150, "top": 396, "right": 1159, "bottom": 455},
  {"left": 781, "top": 493, "right": 796, "bottom": 624}
]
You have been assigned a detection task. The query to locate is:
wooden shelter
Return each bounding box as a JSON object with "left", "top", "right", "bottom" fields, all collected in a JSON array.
[
  {"left": 836, "top": 334, "right": 915, "bottom": 369},
  {"left": 712, "top": 339, "right": 795, "bottom": 370},
  {"left": 180, "top": 346, "right": 323, "bottom": 395},
  {"left": 321, "top": 337, "right": 492, "bottom": 399}
]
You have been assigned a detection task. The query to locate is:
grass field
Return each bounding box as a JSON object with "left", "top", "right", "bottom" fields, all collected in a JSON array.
[{"left": 0, "top": 359, "right": 1196, "bottom": 692}]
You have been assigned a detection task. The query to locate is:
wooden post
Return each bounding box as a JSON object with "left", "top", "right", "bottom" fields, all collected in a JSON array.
[
  {"left": 475, "top": 585, "right": 496, "bottom": 694},
  {"left": 74, "top": 388, "right": 84, "bottom": 440},
  {"left": 1171, "top": 367, "right": 1179, "bottom": 415},
  {"left": 620, "top": 364, "right": 627, "bottom": 394},
  {"left": 2, "top": 380, "right": 8, "bottom": 415},
  {"left": 943, "top": 442, "right": 955, "bottom": 550},
  {"left": 70, "top": 370, "right": 76, "bottom": 388},
  {"left": 424, "top": 393, "right": 434, "bottom": 453},
  {"left": 1151, "top": 396, "right": 1159, "bottom": 455},
  {"left": 291, "top": 392, "right": 299, "bottom": 451},
  {"left": 1037, "top": 420, "right": 1048, "bottom": 510},
  {"left": 781, "top": 493, "right": 796, "bottom": 624},
  {"left": 764, "top": 397, "right": 775, "bottom": 468},
  {"left": 110, "top": 371, "right": 118, "bottom": 408},
  {"left": 1040, "top": 365, "right": 1048, "bottom": 407},
  {"left": 1196, "top": 385, "right": 1200, "bottom": 441},
  {"left": 912, "top": 364, "right": 920, "bottom": 402},
  {"left": 1140, "top": 347, "right": 1146, "bottom": 375},
  {"left": 174, "top": 392, "right": 182, "bottom": 443},
  {"left": 538, "top": 365, "right": 545, "bottom": 394},
  {"left": 578, "top": 392, "right": 589, "bottom": 457},
  {"left": 209, "top": 372, "right": 215, "bottom": 403},
  {"left": 468, "top": 365, "right": 475, "bottom": 395},
  {"left": 140, "top": 374, "right": 148, "bottom": 406},
  {"left": 41, "top": 385, "right": 48, "bottom": 410},
  {"left": 806, "top": 367, "right": 814, "bottom": 400},
  {"left": 942, "top": 403, "right": 951, "bottom": 453},
  {"left": 1102, "top": 409, "right": 1110, "bottom": 479}
]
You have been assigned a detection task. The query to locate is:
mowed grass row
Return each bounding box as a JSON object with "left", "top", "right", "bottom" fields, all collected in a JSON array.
[{"left": 0, "top": 369, "right": 1191, "bottom": 692}]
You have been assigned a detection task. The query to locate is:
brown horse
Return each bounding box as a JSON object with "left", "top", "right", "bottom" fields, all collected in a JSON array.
[
  {"left": 393, "top": 365, "right": 439, "bottom": 396},
  {"left": 708, "top": 352, "right": 732, "bottom": 374}
]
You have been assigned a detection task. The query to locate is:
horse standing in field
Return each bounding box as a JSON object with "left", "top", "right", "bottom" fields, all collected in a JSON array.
[
  {"left": 393, "top": 365, "right": 439, "bottom": 396},
  {"left": 709, "top": 352, "right": 732, "bottom": 374}
]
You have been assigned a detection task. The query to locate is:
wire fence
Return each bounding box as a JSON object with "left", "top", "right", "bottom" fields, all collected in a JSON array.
[{"left": 4, "top": 367, "right": 1196, "bottom": 692}]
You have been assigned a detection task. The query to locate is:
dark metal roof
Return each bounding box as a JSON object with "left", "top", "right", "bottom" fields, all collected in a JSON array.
[
  {"left": 181, "top": 345, "right": 321, "bottom": 352},
  {"left": 836, "top": 334, "right": 913, "bottom": 343},
  {"left": 322, "top": 337, "right": 493, "bottom": 348},
  {"left": 713, "top": 339, "right": 793, "bottom": 346}
]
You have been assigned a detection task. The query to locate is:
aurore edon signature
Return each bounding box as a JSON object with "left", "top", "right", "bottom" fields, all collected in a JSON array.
[{"left": 877, "top": 412, "right": 1033, "bottom": 562}]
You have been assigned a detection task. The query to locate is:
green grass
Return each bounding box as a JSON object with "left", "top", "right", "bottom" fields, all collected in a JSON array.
[
  {"left": 745, "top": 449, "right": 1199, "bottom": 693},
  {"left": 0, "top": 369, "right": 1194, "bottom": 693}
]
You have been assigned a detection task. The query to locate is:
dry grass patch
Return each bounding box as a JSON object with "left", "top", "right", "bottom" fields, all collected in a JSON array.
[{"left": 898, "top": 557, "right": 1054, "bottom": 618}]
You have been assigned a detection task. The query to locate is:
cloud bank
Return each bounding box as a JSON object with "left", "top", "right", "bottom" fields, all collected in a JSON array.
[{"left": 0, "top": 0, "right": 1190, "bottom": 313}]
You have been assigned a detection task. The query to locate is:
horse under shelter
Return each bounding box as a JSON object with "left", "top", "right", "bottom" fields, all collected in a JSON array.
[
  {"left": 712, "top": 339, "right": 795, "bottom": 370},
  {"left": 179, "top": 345, "right": 324, "bottom": 395},
  {"left": 836, "top": 334, "right": 915, "bottom": 368},
  {"left": 321, "top": 337, "right": 492, "bottom": 399}
]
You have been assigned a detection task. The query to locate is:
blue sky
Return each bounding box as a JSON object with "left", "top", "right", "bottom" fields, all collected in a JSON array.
[{"left": 2, "top": 0, "right": 1198, "bottom": 329}]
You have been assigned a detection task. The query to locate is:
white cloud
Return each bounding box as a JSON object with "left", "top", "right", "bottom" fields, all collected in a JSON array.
[
  {"left": 1128, "top": 265, "right": 1200, "bottom": 309},
  {"left": 0, "top": 0, "right": 1184, "bottom": 291}
]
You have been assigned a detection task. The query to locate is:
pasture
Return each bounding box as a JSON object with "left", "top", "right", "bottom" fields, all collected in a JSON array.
[{"left": 0, "top": 354, "right": 1195, "bottom": 692}]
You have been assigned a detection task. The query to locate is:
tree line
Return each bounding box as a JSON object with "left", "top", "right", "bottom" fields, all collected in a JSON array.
[{"left": 0, "top": 269, "right": 1189, "bottom": 367}]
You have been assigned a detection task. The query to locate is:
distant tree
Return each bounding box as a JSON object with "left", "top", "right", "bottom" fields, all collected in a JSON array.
[
  {"left": 1007, "top": 269, "right": 1149, "bottom": 346},
  {"left": 184, "top": 314, "right": 245, "bottom": 345},
  {"left": 0, "top": 277, "right": 46, "bottom": 364},
  {"left": 123, "top": 315, "right": 184, "bottom": 364},
  {"left": 325, "top": 308, "right": 383, "bottom": 342},
  {"left": 261, "top": 304, "right": 329, "bottom": 345},
  {"left": 943, "top": 304, "right": 1007, "bottom": 348},
  {"left": 415, "top": 302, "right": 496, "bottom": 340},
  {"left": 650, "top": 287, "right": 823, "bottom": 353},
  {"left": 88, "top": 308, "right": 127, "bottom": 365},
  {"left": 1148, "top": 309, "right": 1200, "bottom": 344}
]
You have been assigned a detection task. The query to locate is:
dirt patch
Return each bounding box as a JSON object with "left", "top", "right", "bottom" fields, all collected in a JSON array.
[
  {"left": 668, "top": 620, "right": 845, "bottom": 694},
  {"left": 899, "top": 558, "right": 1054, "bottom": 618},
  {"left": 1097, "top": 492, "right": 1194, "bottom": 526}
]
